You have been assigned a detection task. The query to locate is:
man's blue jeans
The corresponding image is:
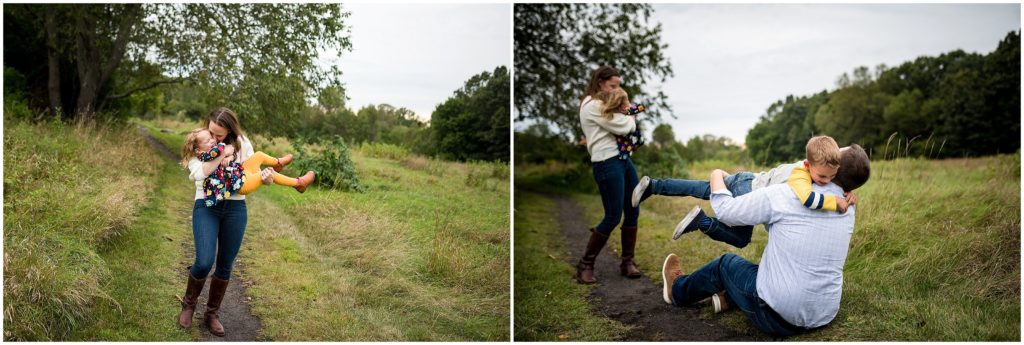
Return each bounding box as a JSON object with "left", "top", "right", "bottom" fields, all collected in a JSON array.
[
  {"left": 671, "top": 253, "right": 804, "bottom": 337},
  {"left": 191, "top": 199, "right": 248, "bottom": 280},
  {"left": 651, "top": 173, "right": 756, "bottom": 248},
  {"left": 592, "top": 157, "right": 640, "bottom": 235}
]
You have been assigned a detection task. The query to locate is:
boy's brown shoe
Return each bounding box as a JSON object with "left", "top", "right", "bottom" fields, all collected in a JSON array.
[
  {"left": 662, "top": 253, "right": 684, "bottom": 305},
  {"left": 273, "top": 154, "right": 293, "bottom": 172},
  {"left": 295, "top": 171, "right": 315, "bottom": 193}
]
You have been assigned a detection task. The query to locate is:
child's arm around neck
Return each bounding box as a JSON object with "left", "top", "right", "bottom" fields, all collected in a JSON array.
[{"left": 199, "top": 143, "right": 227, "bottom": 162}]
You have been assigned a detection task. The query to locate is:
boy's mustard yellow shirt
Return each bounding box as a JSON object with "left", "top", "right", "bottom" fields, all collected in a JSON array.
[{"left": 787, "top": 165, "right": 838, "bottom": 212}]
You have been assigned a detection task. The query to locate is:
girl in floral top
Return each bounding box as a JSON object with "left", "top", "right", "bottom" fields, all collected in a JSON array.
[{"left": 181, "top": 128, "right": 315, "bottom": 207}]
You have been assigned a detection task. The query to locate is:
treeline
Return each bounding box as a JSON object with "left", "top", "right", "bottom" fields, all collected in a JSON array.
[
  {"left": 747, "top": 30, "right": 1020, "bottom": 163},
  {"left": 3, "top": 4, "right": 509, "bottom": 163},
  {"left": 515, "top": 122, "right": 744, "bottom": 179},
  {"left": 7, "top": 64, "right": 510, "bottom": 163}
]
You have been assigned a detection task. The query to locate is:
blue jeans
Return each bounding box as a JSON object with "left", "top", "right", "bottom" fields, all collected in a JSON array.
[
  {"left": 652, "top": 173, "right": 756, "bottom": 248},
  {"left": 191, "top": 199, "right": 248, "bottom": 280},
  {"left": 592, "top": 157, "right": 640, "bottom": 235},
  {"left": 671, "top": 253, "right": 805, "bottom": 337}
]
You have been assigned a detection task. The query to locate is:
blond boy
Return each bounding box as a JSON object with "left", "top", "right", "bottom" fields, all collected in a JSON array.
[{"left": 631, "top": 135, "right": 857, "bottom": 248}]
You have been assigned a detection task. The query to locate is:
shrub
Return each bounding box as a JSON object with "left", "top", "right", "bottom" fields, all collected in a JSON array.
[
  {"left": 292, "top": 136, "right": 365, "bottom": 192},
  {"left": 4, "top": 67, "right": 35, "bottom": 122}
]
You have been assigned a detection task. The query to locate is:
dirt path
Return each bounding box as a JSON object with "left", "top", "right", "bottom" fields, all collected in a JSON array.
[
  {"left": 139, "top": 126, "right": 266, "bottom": 341},
  {"left": 551, "top": 194, "right": 761, "bottom": 341}
]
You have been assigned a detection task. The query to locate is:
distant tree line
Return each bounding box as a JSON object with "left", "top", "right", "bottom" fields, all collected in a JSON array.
[
  {"left": 747, "top": 30, "right": 1020, "bottom": 163},
  {"left": 4, "top": 4, "right": 509, "bottom": 163}
]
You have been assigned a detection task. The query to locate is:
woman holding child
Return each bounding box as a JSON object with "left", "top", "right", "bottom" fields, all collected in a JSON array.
[
  {"left": 176, "top": 107, "right": 313, "bottom": 336},
  {"left": 574, "top": 66, "right": 644, "bottom": 284}
]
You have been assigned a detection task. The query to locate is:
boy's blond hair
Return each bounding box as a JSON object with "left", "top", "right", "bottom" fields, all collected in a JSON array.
[
  {"left": 806, "top": 135, "right": 841, "bottom": 169},
  {"left": 594, "top": 88, "right": 629, "bottom": 120}
]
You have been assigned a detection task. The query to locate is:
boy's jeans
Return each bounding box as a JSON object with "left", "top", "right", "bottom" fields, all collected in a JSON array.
[
  {"left": 671, "top": 253, "right": 805, "bottom": 337},
  {"left": 651, "top": 173, "right": 756, "bottom": 248},
  {"left": 592, "top": 157, "right": 640, "bottom": 235}
]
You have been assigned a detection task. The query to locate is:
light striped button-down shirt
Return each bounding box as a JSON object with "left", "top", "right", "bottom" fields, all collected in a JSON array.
[{"left": 710, "top": 182, "right": 855, "bottom": 328}]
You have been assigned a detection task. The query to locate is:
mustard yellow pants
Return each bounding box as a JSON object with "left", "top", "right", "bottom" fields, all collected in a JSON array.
[{"left": 238, "top": 152, "right": 298, "bottom": 195}]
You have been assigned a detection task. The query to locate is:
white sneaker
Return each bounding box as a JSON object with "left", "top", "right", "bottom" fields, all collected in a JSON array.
[
  {"left": 672, "top": 205, "right": 706, "bottom": 240},
  {"left": 631, "top": 176, "right": 651, "bottom": 208}
]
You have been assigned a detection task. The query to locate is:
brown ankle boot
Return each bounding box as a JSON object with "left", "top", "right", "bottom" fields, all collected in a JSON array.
[
  {"left": 205, "top": 276, "right": 229, "bottom": 337},
  {"left": 295, "top": 171, "right": 316, "bottom": 193},
  {"left": 620, "top": 226, "right": 642, "bottom": 278},
  {"left": 273, "top": 154, "right": 293, "bottom": 172},
  {"left": 576, "top": 228, "right": 610, "bottom": 284},
  {"left": 178, "top": 273, "right": 206, "bottom": 328}
]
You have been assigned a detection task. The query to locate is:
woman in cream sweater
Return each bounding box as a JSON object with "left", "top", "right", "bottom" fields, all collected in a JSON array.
[{"left": 575, "top": 66, "right": 642, "bottom": 284}]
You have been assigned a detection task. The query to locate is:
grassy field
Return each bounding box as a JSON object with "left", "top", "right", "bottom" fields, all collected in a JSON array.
[
  {"left": 514, "top": 153, "right": 1020, "bottom": 341},
  {"left": 3, "top": 117, "right": 510, "bottom": 340}
]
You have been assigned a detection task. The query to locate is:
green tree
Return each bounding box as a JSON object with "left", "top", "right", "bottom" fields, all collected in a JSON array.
[
  {"left": 4, "top": 3, "right": 351, "bottom": 126},
  {"left": 432, "top": 66, "right": 510, "bottom": 162},
  {"left": 651, "top": 123, "right": 676, "bottom": 149},
  {"left": 514, "top": 3, "right": 673, "bottom": 139}
]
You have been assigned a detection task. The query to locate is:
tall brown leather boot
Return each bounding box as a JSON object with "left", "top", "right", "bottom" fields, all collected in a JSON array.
[
  {"left": 620, "top": 226, "right": 643, "bottom": 278},
  {"left": 205, "top": 276, "right": 229, "bottom": 337},
  {"left": 576, "top": 228, "right": 610, "bottom": 284},
  {"left": 178, "top": 273, "right": 207, "bottom": 328}
]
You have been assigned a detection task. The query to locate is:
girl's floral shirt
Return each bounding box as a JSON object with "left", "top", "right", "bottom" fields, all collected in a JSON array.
[
  {"left": 199, "top": 143, "right": 245, "bottom": 207},
  {"left": 615, "top": 103, "right": 646, "bottom": 159}
]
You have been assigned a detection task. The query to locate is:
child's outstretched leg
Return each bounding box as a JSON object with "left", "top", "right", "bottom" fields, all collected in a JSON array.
[
  {"left": 672, "top": 205, "right": 754, "bottom": 248},
  {"left": 237, "top": 169, "right": 315, "bottom": 195},
  {"left": 241, "top": 151, "right": 288, "bottom": 172},
  {"left": 238, "top": 152, "right": 315, "bottom": 194}
]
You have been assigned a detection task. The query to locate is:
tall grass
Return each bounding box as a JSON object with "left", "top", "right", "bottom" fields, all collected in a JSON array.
[{"left": 3, "top": 120, "right": 161, "bottom": 340}]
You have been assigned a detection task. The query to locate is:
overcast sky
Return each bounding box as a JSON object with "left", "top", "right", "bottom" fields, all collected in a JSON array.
[
  {"left": 324, "top": 3, "right": 510, "bottom": 122},
  {"left": 645, "top": 3, "right": 1020, "bottom": 145}
]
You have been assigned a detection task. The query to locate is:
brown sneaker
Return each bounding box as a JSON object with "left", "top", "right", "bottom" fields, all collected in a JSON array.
[
  {"left": 662, "top": 253, "right": 684, "bottom": 305},
  {"left": 294, "top": 171, "right": 315, "bottom": 193},
  {"left": 273, "top": 154, "right": 293, "bottom": 172},
  {"left": 712, "top": 291, "right": 729, "bottom": 313}
]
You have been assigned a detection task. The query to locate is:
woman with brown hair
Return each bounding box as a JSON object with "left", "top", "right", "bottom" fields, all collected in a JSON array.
[
  {"left": 176, "top": 107, "right": 277, "bottom": 337},
  {"left": 575, "top": 66, "right": 643, "bottom": 284}
]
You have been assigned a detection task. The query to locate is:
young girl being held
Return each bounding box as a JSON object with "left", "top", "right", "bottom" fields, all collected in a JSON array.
[
  {"left": 181, "top": 128, "right": 315, "bottom": 207},
  {"left": 593, "top": 88, "right": 645, "bottom": 159}
]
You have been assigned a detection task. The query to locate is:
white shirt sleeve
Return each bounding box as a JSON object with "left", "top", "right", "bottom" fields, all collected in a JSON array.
[
  {"left": 710, "top": 187, "right": 774, "bottom": 227},
  {"left": 187, "top": 158, "right": 206, "bottom": 181}
]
